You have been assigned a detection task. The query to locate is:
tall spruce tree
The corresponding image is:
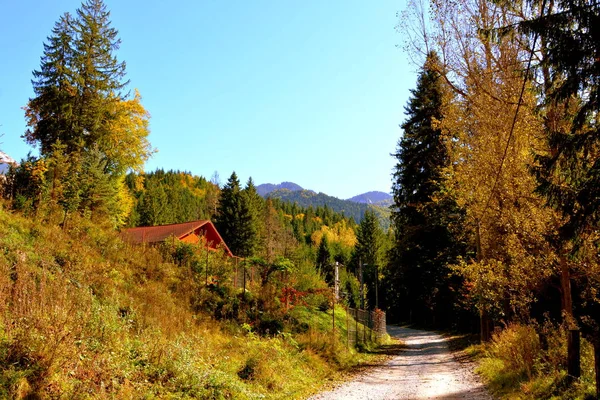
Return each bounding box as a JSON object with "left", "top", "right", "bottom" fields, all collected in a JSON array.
[
  {"left": 525, "top": 0, "right": 600, "bottom": 245},
  {"left": 316, "top": 236, "right": 333, "bottom": 283},
  {"left": 25, "top": 13, "right": 77, "bottom": 154},
  {"left": 73, "top": 0, "right": 128, "bottom": 150},
  {"left": 22, "top": 0, "right": 151, "bottom": 227},
  {"left": 354, "top": 209, "right": 383, "bottom": 309},
  {"left": 243, "top": 177, "right": 263, "bottom": 256},
  {"left": 389, "top": 52, "right": 465, "bottom": 326},
  {"left": 26, "top": 0, "right": 128, "bottom": 154},
  {"left": 215, "top": 172, "right": 257, "bottom": 258}
]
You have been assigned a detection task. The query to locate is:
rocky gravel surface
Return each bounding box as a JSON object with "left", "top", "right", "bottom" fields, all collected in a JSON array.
[{"left": 308, "top": 326, "right": 491, "bottom": 400}]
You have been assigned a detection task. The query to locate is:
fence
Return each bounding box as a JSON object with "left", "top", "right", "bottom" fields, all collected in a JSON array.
[{"left": 346, "top": 307, "right": 386, "bottom": 347}]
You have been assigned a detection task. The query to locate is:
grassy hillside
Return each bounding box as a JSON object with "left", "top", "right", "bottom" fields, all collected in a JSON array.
[{"left": 0, "top": 203, "right": 381, "bottom": 399}]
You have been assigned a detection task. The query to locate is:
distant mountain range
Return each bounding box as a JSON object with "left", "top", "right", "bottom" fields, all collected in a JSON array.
[
  {"left": 256, "top": 182, "right": 392, "bottom": 227},
  {"left": 256, "top": 182, "right": 305, "bottom": 197},
  {"left": 256, "top": 182, "right": 391, "bottom": 205},
  {"left": 346, "top": 191, "right": 392, "bottom": 205}
]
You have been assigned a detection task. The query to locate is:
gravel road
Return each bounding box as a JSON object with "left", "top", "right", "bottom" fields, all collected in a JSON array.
[{"left": 308, "top": 326, "right": 491, "bottom": 400}]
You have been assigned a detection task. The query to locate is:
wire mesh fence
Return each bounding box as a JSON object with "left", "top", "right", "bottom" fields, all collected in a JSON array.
[{"left": 346, "top": 307, "right": 386, "bottom": 347}]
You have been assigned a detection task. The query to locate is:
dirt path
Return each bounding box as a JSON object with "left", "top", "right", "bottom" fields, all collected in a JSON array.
[{"left": 308, "top": 326, "right": 491, "bottom": 400}]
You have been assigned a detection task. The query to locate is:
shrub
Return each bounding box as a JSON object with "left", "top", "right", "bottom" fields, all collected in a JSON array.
[{"left": 489, "top": 324, "right": 541, "bottom": 379}]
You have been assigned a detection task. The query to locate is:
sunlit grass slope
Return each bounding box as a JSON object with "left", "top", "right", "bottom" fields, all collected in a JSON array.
[{"left": 0, "top": 204, "right": 378, "bottom": 399}]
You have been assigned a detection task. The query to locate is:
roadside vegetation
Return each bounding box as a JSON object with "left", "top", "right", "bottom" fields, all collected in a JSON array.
[
  {"left": 457, "top": 324, "right": 595, "bottom": 399},
  {"left": 389, "top": 0, "right": 600, "bottom": 397}
]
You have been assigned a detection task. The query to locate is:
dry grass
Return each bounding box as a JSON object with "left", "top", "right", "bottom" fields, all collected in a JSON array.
[{"left": 0, "top": 204, "right": 378, "bottom": 399}]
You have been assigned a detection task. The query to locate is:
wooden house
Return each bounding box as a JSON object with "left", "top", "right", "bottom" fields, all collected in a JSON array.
[{"left": 121, "top": 220, "right": 234, "bottom": 257}]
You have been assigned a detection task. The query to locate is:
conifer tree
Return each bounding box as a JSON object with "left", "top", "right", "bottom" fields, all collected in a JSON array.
[
  {"left": 354, "top": 209, "right": 383, "bottom": 309},
  {"left": 215, "top": 172, "right": 257, "bottom": 258},
  {"left": 389, "top": 52, "right": 465, "bottom": 326},
  {"left": 316, "top": 236, "right": 333, "bottom": 283},
  {"left": 524, "top": 1, "right": 600, "bottom": 391},
  {"left": 25, "top": 13, "right": 77, "bottom": 154},
  {"left": 26, "top": 0, "right": 128, "bottom": 154},
  {"left": 23, "top": 0, "right": 152, "bottom": 227},
  {"left": 72, "top": 0, "right": 128, "bottom": 149},
  {"left": 524, "top": 0, "right": 600, "bottom": 248},
  {"left": 241, "top": 177, "right": 262, "bottom": 256}
]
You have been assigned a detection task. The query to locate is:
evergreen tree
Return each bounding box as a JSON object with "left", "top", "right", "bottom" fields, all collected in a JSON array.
[
  {"left": 242, "top": 177, "right": 262, "bottom": 256},
  {"left": 389, "top": 52, "right": 466, "bottom": 326},
  {"left": 353, "top": 209, "right": 383, "bottom": 309},
  {"left": 25, "top": 13, "right": 77, "bottom": 154},
  {"left": 316, "top": 236, "right": 333, "bottom": 283},
  {"left": 22, "top": 0, "right": 152, "bottom": 227},
  {"left": 524, "top": 1, "right": 600, "bottom": 392},
  {"left": 215, "top": 172, "right": 257, "bottom": 258},
  {"left": 524, "top": 0, "right": 600, "bottom": 247},
  {"left": 26, "top": 0, "right": 128, "bottom": 154},
  {"left": 73, "top": 0, "right": 128, "bottom": 150}
]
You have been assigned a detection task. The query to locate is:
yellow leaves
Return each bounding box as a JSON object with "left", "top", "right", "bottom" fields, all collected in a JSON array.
[
  {"left": 310, "top": 220, "right": 357, "bottom": 249},
  {"left": 311, "top": 230, "right": 324, "bottom": 247},
  {"left": 112, "top": 176, "right": 135, "bottom": 227},
  {"left": 102, "top": 89, "right": 155, "bottom": 174}
]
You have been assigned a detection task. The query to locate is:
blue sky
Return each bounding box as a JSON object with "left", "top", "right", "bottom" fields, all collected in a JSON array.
[{"left": 0, "top": 0, "right": 416, "bottom": 199}]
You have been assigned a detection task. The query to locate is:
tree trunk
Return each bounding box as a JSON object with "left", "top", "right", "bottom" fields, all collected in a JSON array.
[
  {"left": 560, "top": 256, "right": 580, "bottom": 380},
  {"left": 594, "top": 339, "right": 600, "bottom": 399},
  {"left": 567, "top": 329, "right": 581, "bottom": 382}
]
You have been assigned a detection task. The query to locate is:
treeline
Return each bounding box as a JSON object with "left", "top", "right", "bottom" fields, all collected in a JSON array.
[
  {"left": 385, "top": 0, "right": 600, "bottom": 397},
  {"left": 124, "top": 169, "right": 366, "bottom": 269},
  {"left": 125, "top": 169, "right": 220, "bottom": 227}
]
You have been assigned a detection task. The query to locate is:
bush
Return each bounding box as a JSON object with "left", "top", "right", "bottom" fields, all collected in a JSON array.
[{"left": 489, "top": 324, "right": 541, "bottom": 379}]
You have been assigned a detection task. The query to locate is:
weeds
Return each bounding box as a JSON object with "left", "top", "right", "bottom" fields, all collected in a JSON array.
[
  {"left": 0, "top": 206, "right": 379, "bottom": 398},
  {"left": 473, "top": 322, "right": 596, "bottom": 399}
]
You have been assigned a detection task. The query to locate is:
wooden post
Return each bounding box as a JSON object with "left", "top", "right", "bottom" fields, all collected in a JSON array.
[
  {"left": 369, "top": 312, "right": 373, "bottom": 343},
  {"left": 346, "top": 304, "right": 349, "bottom": 349},
  {"left": 359, "top": 258, "right": 364, "bottom": 309},
  {"left": 332, "top": 287, "right": 335, "bottom": 353},
  {"left": 355, "top": 308, "right": 358, "bottom": 346},
  {"left": 363, "top": 310, "right": 366, "bottom": 344},
  {"left": 243, "top": 259, "right": 246, "bottom": 301},
  {"left": 375, "top": 264, "right": 379, "bottom": 310},
  {"left": 233, "top": 257, "right": 237, "bottom": 288}
]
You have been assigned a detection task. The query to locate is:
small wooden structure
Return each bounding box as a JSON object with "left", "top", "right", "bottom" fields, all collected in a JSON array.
[{"left": 121, "top": 220, "right": 234, "bottom": 257}]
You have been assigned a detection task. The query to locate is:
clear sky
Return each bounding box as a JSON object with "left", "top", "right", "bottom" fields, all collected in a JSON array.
[{"left": 0, "top": 0, "right": 417, "bottom": 199}]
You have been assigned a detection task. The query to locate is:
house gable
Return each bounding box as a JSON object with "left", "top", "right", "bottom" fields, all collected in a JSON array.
[{"left": 121, "top": 220, "right": 233, "bottom": 257}]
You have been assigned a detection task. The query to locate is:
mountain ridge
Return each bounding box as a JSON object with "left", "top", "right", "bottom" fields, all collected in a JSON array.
[
  {"left": 259, "top": 184, "right": 391, "bottom": 229},
  {"left": 257, "top": 181, "right": 391, "bottom": 205}
]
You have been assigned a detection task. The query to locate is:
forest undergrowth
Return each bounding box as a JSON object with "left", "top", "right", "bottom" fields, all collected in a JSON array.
[{"left": 464, "top": 324, "right": 597, "bottom": 400}]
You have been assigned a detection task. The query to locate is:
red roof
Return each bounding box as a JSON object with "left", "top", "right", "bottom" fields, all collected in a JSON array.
[{"left": 121, "top": 220, "right": 233, "bottom": 257}]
